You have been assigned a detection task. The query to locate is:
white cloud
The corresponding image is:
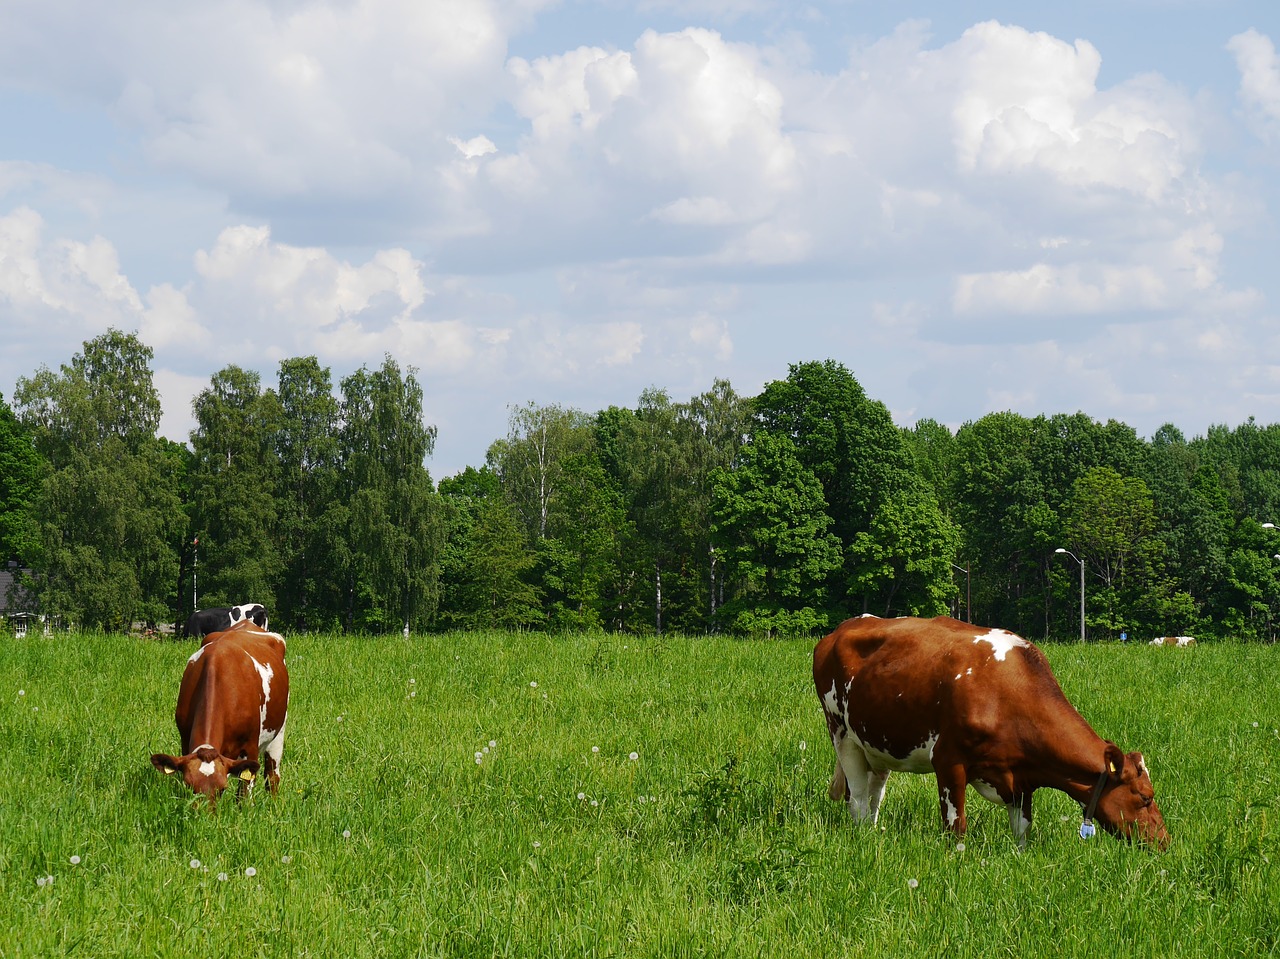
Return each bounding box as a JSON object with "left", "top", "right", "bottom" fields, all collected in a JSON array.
[{"left": 1228, "top": 28, "right": 1280, "bottom": 140}]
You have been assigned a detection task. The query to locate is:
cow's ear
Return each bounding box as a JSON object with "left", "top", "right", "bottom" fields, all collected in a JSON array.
[
  {"left": 229, "top": 758, "right": 260, "bottom": 780},
  {"left": 151, "top": 753, "right": 181, "bottom": 775},
  {"left": 1103, "top": 742, "right": 1125, "bottom": 780}
]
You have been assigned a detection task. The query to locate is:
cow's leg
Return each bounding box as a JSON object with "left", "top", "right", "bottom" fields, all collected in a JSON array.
[
  {"left": 833, "top": 735, "right": 885, "bottom": 824},
  {"left": 262, "top": 715, "right": 287, "bottom": 794},
  {"left": 934, "top": 762, "right": 969, "bottom": 835},
  {"left": 1008, "top": 792, "right": 1033, "bottom": 849}
]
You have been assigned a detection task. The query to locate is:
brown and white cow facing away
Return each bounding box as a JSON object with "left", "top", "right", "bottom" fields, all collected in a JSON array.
[
  {"left": 814, "top": 615, "right": 1168, "bottom": 849},
  {"left": 151, "top": 621, "right": 289, "bottom": 800},
  {"left": 1151, "top": 636, "right": 1196, "bottom": 647}
]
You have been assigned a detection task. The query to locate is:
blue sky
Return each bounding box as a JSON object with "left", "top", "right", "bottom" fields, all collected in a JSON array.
[{"left": 2, "top": 0, "right": 1278, "bottom": 477}]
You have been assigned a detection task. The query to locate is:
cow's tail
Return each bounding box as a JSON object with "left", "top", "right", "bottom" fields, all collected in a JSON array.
[{"left": 828, "top": 761, "right": 849, "bottom": 801}]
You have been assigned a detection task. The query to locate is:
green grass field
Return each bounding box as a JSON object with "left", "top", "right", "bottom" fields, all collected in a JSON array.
[{"left": 1, "top": 630, "right": 1276, "bottom": 958}]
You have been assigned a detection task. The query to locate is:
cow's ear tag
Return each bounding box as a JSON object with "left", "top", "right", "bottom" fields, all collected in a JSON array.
[
  {"left": 1108, "top": 759, "right": 1119, "bottom": 775},
  {"left": 1079, "top": 820, "right": 1096, "bottom": 839},
  {"left": 240, "top": 769, "right": 255, "bottom": 782},
  {"left": 163, "top": 767, "right": 176, "bottom": 776}
]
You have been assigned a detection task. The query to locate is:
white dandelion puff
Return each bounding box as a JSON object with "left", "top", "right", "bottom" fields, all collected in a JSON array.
[
  {"left": 489, "top": 740, "right": 496, "bottom": 749},
  {"left": 590, "top": 799, "right": 598, "bottom": 807},
  {"left": 955, "top": 842, "right": 965, "bottom": 852},
  {"left": 190, "top": 859, "right": 201, "bottom": 869},
  {"left": 17, "top": 690, "right": 24, "bottom": 696},
  {"left": 629, "top": 752, "right": 639, "bottom": 761},
  {"left": 342, "top": 830, "right": 351, "bottom": 839},
  {"left": 577, "top": 792, "right": 586, "bottom": 801},
  {"left": 281, "top": 855, "right": 292, "bottom": 864},
  {"left": 69, "top": 855, "right": 81, "bottom": 865},
  {"left": 533, "top": 841, "right": 541, "bottom": 849},
  {"left": 907, "top": 878, "right": 919, "bottom": 890},
  {"left": 592, "top": 746, "right": 600, "bottom": 754},
  {"left": 217, "top": 872, "right": 228, "bottom": 882},
  {"left": 244, "top": 867, "right": 257, "bottom": 878},
  {"left": 530, "top": 681, "right": 538, "bottom": 688}
]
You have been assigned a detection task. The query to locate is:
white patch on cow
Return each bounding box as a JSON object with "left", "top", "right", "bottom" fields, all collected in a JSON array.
[
  {"left": 823, "top": 681, "right": 841, "bottom": 718},
  {"left": 942, "top": 787, "right": 958, "bottom": 826},
  {"left": 973, "top": 629, "right": 1029, "bottom": 661},
  {"left": 198, "top": 760, "right": 216, "bottom": 776},
  {"left": 187, "top": 647, "right": 205, "bottom": 664},
  {"left": 859, "top": 732, "right": 938, "bottom": 775},
  {"left": 247, "top": 653, "right": 275, "bottom": 731},
  {"left": 972, "top": 779, "right": 1004, "bottom": 804},
  {"left": 966, "top": 668, "right": 973, "bottom": 676}
]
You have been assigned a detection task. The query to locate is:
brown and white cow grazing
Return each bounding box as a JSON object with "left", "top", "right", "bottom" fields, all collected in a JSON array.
[
  {"left": 1151, "top": 635, "right": 1196, "bottom": 647},
  {"left": 814, "top": 615, "right": 1168, "bottom": 848},
  {"left": 151, "top": 621, "right": 289, "bottom": 799}
]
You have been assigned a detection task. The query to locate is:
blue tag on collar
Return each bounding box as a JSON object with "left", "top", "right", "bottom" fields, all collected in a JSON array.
[{"left": 1079, "top": 820, "right": 1096, "bottom": 839}]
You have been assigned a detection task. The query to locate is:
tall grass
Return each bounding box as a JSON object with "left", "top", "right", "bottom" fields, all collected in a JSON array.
[{"left": 1, "top": 631, "right": 1276, "bottom": 957}]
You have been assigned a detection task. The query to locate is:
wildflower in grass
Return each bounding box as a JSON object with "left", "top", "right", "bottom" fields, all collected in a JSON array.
[
  {"left": 190, "top": 859, "right": 201, "bottom": 870},
  {"left": 590, "top": 799, "right": 598, "bottom": 807},
  {"left": 533, "top": 842, "right": 541, "bottom": 849},
  {"left": 955, "top": 842, "right": 965, "bottom": 853},
  {"left": 629, "top": 751, "right": 639, "bottom": 761},
  {"left": 483, "top": 746, "right": 490, "bottom": 754},
  {"left": 410, "top": 678, "right": 416, "bottom": 685},
  {"left": 244, "top": 867, "right": 257, "bottom": 878},
  {"left": 530, "top": 681, "right": 538, "bottom": 688},
  {"left": 475, "top": 751, "right": 484, "bottom": 762},
  {"left": 69, "top": 855, "right": 81, "bottom": 866},
  {"left": 489, "top": 740, "right": 496, "bottom": 749},
  {"left": 336, "top": 715, "right": 344, "bottom": 723},
  {"left": 592, "top": 746, "right": 599, "bottom": 754},
  {"left": 37, "top": 875, "right": 54, "bottom": 887},
  {"left": 799, "top": 740, "right": 806, "bottom": 751},
  {"left": 1253, "top": 722, "right": 1259, "bottom": 728},
  {"left": 281, "top": 855, "right": 292, "bottom": 864},
  {"left": 907, "top": 878, "right": 919, "bottom": 890},
  {"left": 343, "top": 830, "right": 351, "bottom": 839},
  {"left": 217, "top": 872, "right": 228, "bottom": 882},
  {"left": 17, "top": 690, "right": 23, "bottom": 697},
  {"left": 577, "top": 792, "right": 586, "bottom": 801},
  {"left": 410, "top": 690, "right": 417, "bottom": 698}
]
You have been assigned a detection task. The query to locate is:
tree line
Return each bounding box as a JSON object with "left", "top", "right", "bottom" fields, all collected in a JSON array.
[{"left": 3, "top": 329, "right": 1279, "bottom": 641}]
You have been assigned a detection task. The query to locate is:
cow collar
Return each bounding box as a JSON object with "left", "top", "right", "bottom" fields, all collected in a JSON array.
[{"left": 1079, "top": 768, "right": 1110, "bottom": 839}]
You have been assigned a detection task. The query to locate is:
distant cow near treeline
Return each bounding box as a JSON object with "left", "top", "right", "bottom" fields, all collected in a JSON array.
[{"left": 1150, "top": 636, "right": 1196, "bottom": 647}]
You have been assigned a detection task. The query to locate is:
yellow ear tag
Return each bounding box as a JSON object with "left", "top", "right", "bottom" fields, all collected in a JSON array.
[
  {"left": 240, "top": 769, "right": 255, "bottom": 782},
  {"left": 1108, "top": 761, "right": 1118, "bottom": 775}
]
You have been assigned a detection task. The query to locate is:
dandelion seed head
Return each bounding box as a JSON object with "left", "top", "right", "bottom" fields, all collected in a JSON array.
[
  {"left": 190, "top": 859, "right": 201, "bottom": 869},
  {"left": 955, "top": 842, "right": 965, "bottom": 852},
  {"left": 244, "top": 867, "right": 257, "bottom": 878},
  {"left": 483, "top": 746, "right": 490, "bottom": 754},
  {"left": 591, "top": 746, "right": 599, "bottom": 754},
  {"left": 281, "top": 855, "right": 292, "bottom": 864},
  {"left": 590, "top": 799, "right": 598, "bottom": 807},
  {"left": 1253, "top": 721, "right": 1259, "bottom": 728},
  {"left": 907, "top": 878, "right": 919, "bottom": 890},
  {"left": 18, "top": 690, "right": 24, "bottom": 696},
  {"left": 799, "top": 740, "right": 807, "bottom": 751},
  {"left": 533, "top": 841, "right": 541, "bottom": 849},
  {"left": 336, "top": 715, "right": 344, "bottom": 722},
  {"left": 217, "top": 872, "right": 228, "bottom": 882},
  {"left": 410, "top": 690, "right": 417, "bottom": 698},
  {"left": 37, "top": 875, "right": 54, "bottom": 887},
  {"left": 629, "top": 752, "right": 639, "bottom": 761},
  {"left": 70, "top": 855, "right": 81, "bottom": 865},
  {"left": 530, "top": 681, "right": 538, "bottom": 688},
  {"left": 577, "top": 792, "right": 586, "bottom": 801},
  {"left": 489, "top": 740, "right": 496, "bottom": 749},
  {"left": 343, "top": 830, "right": 351, "bottom": 839},
  {"left": 410, "top": 678, "right": 416, "bottom": 685}
]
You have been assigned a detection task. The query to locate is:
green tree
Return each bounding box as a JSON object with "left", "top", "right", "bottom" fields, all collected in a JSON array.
[
  {"left": 335, "top": 356, "right": 446, "bottom": 632},
  {"left": 13, "top": 330, "right": 183, "bottom": 629},
  {"left": 488, "top": 402, "right": 594, "bottom": 542},
  {"left": 274, "top": 357, "right": 341, "bottom": 629},
  {"left": 0, "top": 393, "right": 42, "bottom": 564},
  {"left": 437, "top": 467, "right": 543, "bottom": 630},
  {"left": 754, "top": 360, "right": 952, "bottom": 616},
  {"left": 710, "top": 431, "right": 842, "bottom": 636},
  {"left": 189, "top": 366, "right": 283, "bottom": 611}
]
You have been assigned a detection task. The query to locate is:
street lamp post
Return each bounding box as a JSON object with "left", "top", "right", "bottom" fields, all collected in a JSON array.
[
  {"left": 1055, "top": 548, "right": 1085, "bottom": 642},
  {"left": 951, "top": 563, "right": 971, "bottom": 622}
]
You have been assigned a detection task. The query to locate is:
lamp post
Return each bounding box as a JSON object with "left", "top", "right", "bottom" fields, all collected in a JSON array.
[
  {"left": 950, "top": 563, "right": 971, "bottom": 622},
  {"left": 1055, "top": 548, "right": 1085, "bottom": 642}
]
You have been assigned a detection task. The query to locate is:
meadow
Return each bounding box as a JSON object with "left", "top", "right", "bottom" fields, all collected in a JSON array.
[{"left": 1, "top": 629, "right": 1276, "bottom": 958}]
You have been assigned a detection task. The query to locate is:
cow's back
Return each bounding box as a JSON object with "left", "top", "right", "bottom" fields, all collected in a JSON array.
[
  {"left": 176, "top": 625, "right": 288, "bottom": 755},
  {"left": 814, "top": 615, "right": 1072, "bottom": 763}
]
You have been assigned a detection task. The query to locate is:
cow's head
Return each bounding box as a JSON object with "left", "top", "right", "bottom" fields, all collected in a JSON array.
[
  {"left": 151, "top": 745, "right": 259, "bottom": 799},
  {"left": 1094, "top": 743, "right": 1169, "bottom": 849}
]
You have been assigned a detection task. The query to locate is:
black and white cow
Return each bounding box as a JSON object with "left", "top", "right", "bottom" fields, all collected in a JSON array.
[{"left": 182, "top": 603, "right": 269, "bottom": 640}]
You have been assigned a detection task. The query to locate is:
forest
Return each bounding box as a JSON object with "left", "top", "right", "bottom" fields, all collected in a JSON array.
[{"left": 3, "top": 328, "right": 1280, "bottom": 642}]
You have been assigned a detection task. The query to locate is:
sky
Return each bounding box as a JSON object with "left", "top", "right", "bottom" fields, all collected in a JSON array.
[{"left": 2, "top": 0, "right": 1279, "bottom": 479}]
